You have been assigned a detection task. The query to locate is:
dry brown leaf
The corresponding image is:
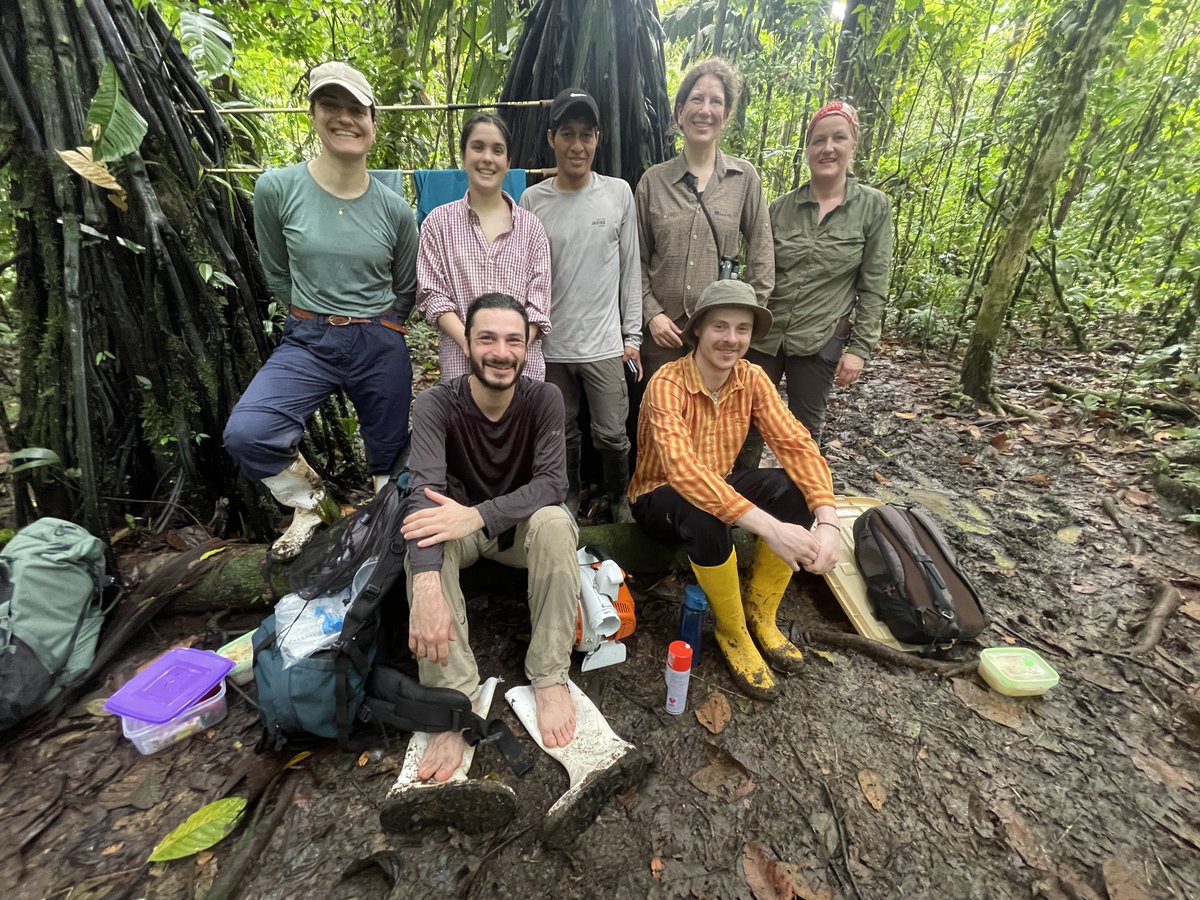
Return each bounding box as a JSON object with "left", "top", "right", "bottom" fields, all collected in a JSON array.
[
  {"left": 1030, "top": 473, "right": 1049, "bottom": 484},
  {"left": 1130, "top": 752, "right": 1195, "bottom": 793},
  {"left": 650, "top": 857, "right": 663, "bottom": 880},
  {"left": 872, "top": 471, "right": 891, "bottom": 485},
  {"left": 991, "top": 798, "right": 1052, "bottom": 870},
  {"left": 695, "top": 691, "right": 732, "bottom": 734},
  {"left": 743, "top": 843, "right": 825, "bottom": 900},
  {"left": 690, "top": 747, "right": 756, "bottom": 802},
  {"left": 894, "top": 411, "right": 917, "bottom": 419},
  {"left": 1101, "top": 859, "right": 1153, "bottom": 900},
  {"left": 958, "top": 455, "right": 975, "bottom": 466},
  {"left": 1122, "top": 489, "right": 1154, "bottom": 507},
  {"left": 856, "top": 768, "right": 887, "bottom": 811},
  {"left": 989, "top": 434, "right": 1011, "bottom": 452},
  {"left": 967, "top": 424, "right": 982, "bottom": 439},
  {"left": 1070, "top": 583, "right": 1099, "bottom": 594},
  {"left": 1179, "top": 600, "right": 1200, "bottom": 624},
  {"left": 56, "top": 147, "right": 124, "bottom": 192},
  {"left": 357, "top": 751, "right": 370, "bottom": 767},
  {"left": 951, "top": 678, "right": 1031, "bottom": 733},
  {"left": 101, "top": 842, "right": 124, "bottom": 856}
]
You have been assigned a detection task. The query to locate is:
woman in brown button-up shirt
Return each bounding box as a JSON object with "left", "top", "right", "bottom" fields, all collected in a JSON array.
[{"left": 634, "top": 58, "right": 774, "bottom": 381}]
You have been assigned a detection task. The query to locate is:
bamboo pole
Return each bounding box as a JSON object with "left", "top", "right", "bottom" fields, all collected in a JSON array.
[{"left": 188, "top": 99, "right": 553, "bottom": 115}]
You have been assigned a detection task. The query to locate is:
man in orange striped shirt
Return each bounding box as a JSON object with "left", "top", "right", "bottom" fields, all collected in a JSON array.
[{"left": 629, "top": 280, "right": 840, "bottom": 699}]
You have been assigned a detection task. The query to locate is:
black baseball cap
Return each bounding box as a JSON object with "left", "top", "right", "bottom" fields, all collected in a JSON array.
[{"left": 549, "top": 88, "right": 600, "bottom": 129}]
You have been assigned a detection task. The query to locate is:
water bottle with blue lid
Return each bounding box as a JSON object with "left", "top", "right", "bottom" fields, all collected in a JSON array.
[{"left": 679, "top": 584, "right": 708, "bottom": 665}]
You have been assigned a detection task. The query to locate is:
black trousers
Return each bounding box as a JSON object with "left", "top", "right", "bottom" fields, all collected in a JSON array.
[{"left": 631, "top": 469, "right": 813, "bottom": 567}]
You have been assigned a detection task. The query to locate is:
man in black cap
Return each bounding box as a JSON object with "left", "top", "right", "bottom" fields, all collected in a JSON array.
[{"left": 520, "top": 88, "right": 641, "bottom": 522}]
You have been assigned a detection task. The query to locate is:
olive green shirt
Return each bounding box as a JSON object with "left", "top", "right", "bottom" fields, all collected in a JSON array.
[
  {"left": 756, "top": 178, "right": 892, "bottom": 360},
  {"left": 635, "top": 150, "right": 774, "bottom": 323}
]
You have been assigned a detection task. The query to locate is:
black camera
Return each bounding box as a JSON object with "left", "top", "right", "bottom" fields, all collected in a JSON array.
[{"left": 718, "top": 256, "right": 740, "bottom": 281}]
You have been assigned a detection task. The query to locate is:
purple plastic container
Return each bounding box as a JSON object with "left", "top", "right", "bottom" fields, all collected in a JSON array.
[{"left": 104, "top": 647, "right": 234, "bottom": 724}]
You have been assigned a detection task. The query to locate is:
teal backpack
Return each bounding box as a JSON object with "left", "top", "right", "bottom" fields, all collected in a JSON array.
[{"left": 0, "top": 518, "right": 110, "bottom": 733}]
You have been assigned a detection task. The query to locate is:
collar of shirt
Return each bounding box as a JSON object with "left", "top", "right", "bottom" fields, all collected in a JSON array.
[
  {"left": 458, "top": 190, "right": 516, "bottom": 227},
  {"left": 666, "top": 148, "right": 742, "bottom": 187},
  {"left": 678, "top": 352, "right": 750, "bottom": 403},
  {"left": 794, "top": 175, "right": 862, "bottom": 210}
]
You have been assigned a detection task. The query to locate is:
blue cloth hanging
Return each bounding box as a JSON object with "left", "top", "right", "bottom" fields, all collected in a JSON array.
[{"left": 412, "top": 169, "right": 528, "bottom": 224}]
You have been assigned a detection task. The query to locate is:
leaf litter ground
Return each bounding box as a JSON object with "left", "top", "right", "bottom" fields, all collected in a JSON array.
[{"left": 2, "top": 346, "right": 1199, "bottom": 899}]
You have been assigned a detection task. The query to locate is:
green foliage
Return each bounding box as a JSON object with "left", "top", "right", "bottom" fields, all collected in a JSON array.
[
  {"left": 147, "top": 797, "right": 247, "bottom": 862},
  {"left": 84, "top": 60, "right": 148, "bottom": 161},
  {"left": 178, "top": 7, "right": 236, "bottom": 83}
]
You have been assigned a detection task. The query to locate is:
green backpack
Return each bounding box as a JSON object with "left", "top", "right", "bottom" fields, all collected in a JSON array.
[{"left": 0, "top": 518, "right": 110, "bottom": 733}]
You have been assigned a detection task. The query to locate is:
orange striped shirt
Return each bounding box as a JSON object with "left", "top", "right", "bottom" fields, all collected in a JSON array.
[{"left": 629, "top": 355, "right": 835, "bottom": 523}]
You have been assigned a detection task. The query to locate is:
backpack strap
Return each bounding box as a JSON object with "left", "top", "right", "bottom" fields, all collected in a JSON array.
[
  {"left": 362, "top": 666, "right": 534, "bottom": 776},
  {"left": 875, "top": 505, "right": 957, "bottom": 634}
]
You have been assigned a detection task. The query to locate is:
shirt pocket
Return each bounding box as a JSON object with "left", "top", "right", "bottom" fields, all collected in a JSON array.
[
  {"left": 772, "top": 225, "right": 810, "bottom": 272},
  {"left": 819, "top": 223, "right": 867, "bottom": 277}
]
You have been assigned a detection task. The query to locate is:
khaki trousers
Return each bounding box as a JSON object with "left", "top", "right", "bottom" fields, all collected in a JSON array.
[{"left": 405, "top": 505, "right": 580, "bottom": 699}]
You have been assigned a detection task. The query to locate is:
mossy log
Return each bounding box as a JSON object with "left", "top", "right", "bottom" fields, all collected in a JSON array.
[{"left": 1045, "top": 379, "right": 1200, "bottom": 421}]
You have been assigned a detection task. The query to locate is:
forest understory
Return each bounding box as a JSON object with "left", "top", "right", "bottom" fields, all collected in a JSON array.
[{"left": 1, "top": 339, "right": 1198, "bottom": 900}]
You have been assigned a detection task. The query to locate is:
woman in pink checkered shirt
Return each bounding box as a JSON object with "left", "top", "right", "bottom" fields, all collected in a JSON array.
[{"left": 415, "top": 114, "right": 553, "bottom": 381}]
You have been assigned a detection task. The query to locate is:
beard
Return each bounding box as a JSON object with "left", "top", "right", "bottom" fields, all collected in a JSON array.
[{"left": 469, "top": 351, "right": 524, "bottom": 390}]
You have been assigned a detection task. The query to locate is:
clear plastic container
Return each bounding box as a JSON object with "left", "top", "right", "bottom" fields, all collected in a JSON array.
[
  {"left": 121, "top": 679, "right": 228, "bottom": 755},
  {"left": 217, "top": 631, "right": 255, "bottom": 685},
  {"left": 979, "top": 647, "right": 1060, "bottom": 696}
]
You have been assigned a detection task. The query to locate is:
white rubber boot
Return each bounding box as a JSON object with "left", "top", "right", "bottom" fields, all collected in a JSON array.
[{"left": 262, "top": 454, "right": 333, "bottom": 560}]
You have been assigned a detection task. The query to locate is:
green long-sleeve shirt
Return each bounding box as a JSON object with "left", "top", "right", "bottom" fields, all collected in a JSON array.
[
  {"left": 253, "top": 163, "right": 419, "bottom": 319},
  {"left": 755, "top": 178, "right": 892, "bottom": 360}
]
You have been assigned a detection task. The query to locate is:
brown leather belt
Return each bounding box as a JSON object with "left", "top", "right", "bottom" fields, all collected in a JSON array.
[{"left": 289, "top": 305, "right": 407, "bottom": 335}]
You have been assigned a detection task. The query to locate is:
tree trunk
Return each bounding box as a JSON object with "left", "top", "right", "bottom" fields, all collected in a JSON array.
[{"left": 961, "top": 0, "right": 1127, "bottom": 402}]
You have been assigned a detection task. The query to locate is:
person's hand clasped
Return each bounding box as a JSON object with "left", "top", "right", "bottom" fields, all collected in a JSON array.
[
  {"left": 834, "top": 353, "right": 865, "bottom": 387},
  {"left": 401, "top": 487, "right": 484, "bottom": 547},
  {"left": 762, "top": 520, "right": 822, "bottom": 573},
  {"left": 648, "top": 313, "right": 684, "bottom": 349},
  {"left": 409, "top": 572, "right": 455, "bottom": 665},
  {"left": 804, "top": 522, "right": 841, "bottom": 576}
]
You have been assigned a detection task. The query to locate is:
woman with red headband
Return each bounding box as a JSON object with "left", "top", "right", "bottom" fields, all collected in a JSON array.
[{"left": 745, "top": 101, "right": 892, "bottom": 450}]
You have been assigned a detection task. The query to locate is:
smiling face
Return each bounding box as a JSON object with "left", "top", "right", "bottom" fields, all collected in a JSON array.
[
  {"left": 547, "top": 118, "right": 598, "bottom": 184},
  {"left": 463, "top": 121, "right": 510, "bottom": 196},
  {"left": 309, "top": 86, "right": 375, "bottom": 161},
  {"left": 467, "top": 307, "right": 527, "bottom": 391},
  {"left": 676, "top": 75, "right": 730, "bottom": 149},
  {"left": 806, "top": 114, "right": 857, "bottom": 182},
  {"left": 692, "top": 306, "right": 755, "bottom": 383}
]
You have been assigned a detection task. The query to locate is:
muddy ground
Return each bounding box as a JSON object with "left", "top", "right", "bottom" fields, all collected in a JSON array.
[{"left": 2, "top": 344, "right": 1199, "bottom": 900}]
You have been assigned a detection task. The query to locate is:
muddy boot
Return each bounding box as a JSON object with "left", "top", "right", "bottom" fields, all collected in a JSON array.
[
  {"left": 261, "top": 454, "right": 339, "bottom": 561},
  {"left": 690, "top": 550, "right": 777, "bottom": 700},
  {"left": 565, "top": 444, "right": 582, "bottom": 516},
  {"left": 600, "top": 450, "right": 634, "bottom": 524},
  {"left": 744, "top": 538, "right": 804, "bottom": 673},
  {"left": 733, "top": 433, "right": 764, "bottom": 471}
]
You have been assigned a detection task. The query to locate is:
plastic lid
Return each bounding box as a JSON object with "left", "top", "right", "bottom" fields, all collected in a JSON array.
[
  {"left": 104, "top": 647, "right": 234, "bottom": 723},
  {"left": 667, "top": 640, "right": 693, "bottom": 671},
  {"left": 683, "top": 584, "right": 708, "bottom": 611}
]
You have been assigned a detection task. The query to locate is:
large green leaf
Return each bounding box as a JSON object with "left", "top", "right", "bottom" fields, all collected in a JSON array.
[
  {"left": 147, "top": 797, "right": 247, "bottom": 863},
  {"left": 179, "top": 7, "right": 235, "bottom": 83},
  {"left": 84, "top": 61, "right": 148, "bottom": 162},
  {"left": 8, "top": 447, "right": 62, "bottom": 474}
]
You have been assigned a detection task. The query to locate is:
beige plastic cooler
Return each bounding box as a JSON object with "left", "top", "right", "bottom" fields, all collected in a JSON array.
[{"left": 823, "top": 496, "right": 923, "bottom": 653}]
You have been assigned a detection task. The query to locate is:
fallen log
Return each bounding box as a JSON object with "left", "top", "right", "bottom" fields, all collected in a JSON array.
[
  {"left": 1100, "top": 495, "right": 1146, "bottom": 555},
  {"left": 800, "top": 628, "right": 979, "bottom": 677},
  {"left": 1045, "top": 379, "right": 1200, "bottom": 421}
]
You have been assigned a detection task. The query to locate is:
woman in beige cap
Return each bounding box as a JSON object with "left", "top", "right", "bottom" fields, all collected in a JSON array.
[{"left": 223, "top": 62, "right": 420, "bottom": 559}]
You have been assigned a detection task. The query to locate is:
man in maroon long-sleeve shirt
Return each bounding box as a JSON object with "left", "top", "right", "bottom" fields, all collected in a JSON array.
[{"left": 401, "top": 293, "right": 580, "bottom": 782}]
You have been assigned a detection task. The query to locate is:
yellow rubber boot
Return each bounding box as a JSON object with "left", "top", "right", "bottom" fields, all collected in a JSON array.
[
  {"left": 744, "top": 538, "right": 804, "bottom": 673},
  {"left": 690, "top": 550, "right": 777, "bottom": 700}
]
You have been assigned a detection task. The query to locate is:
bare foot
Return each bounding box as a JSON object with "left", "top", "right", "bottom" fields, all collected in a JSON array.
[
  {"left": 534, "top": 683, "right": 576, "bottom": 748},
  {"left": 417, "top": 730, "right": 467, "bottom": 782}
]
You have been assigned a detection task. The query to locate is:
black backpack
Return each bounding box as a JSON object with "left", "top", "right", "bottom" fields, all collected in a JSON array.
[
  {"left": 253, "top": 482, "right": 531, "bottom": 774},
  {"left": 852, "top": 503, "right": 987, "bottom": 647}
]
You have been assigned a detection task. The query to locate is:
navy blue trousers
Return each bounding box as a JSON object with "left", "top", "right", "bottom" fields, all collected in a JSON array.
[{"left": 223, "top": 313, "right": 412, "bottom": 480}]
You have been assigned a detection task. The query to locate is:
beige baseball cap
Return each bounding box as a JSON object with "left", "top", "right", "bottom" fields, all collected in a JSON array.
[{"left": 307, "top": 62, "right": 375, "bottom": 107}]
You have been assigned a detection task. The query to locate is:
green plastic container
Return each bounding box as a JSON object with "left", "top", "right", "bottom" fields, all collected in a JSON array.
[
  {"left": 216, "top": 631, "right": 255, "bottom": 686},
  {"left": 979, "top": 647, "right": 1059, "bottom": 696}
]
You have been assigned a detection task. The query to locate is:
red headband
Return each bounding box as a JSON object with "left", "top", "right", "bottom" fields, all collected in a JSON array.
[{"left": 809, "top": 101, "right": 859, "bottom": 134}]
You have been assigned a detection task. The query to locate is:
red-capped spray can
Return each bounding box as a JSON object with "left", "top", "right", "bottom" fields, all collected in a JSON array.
[{"left": 665, "top": 640, "right": 693, "bottom": 715}]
